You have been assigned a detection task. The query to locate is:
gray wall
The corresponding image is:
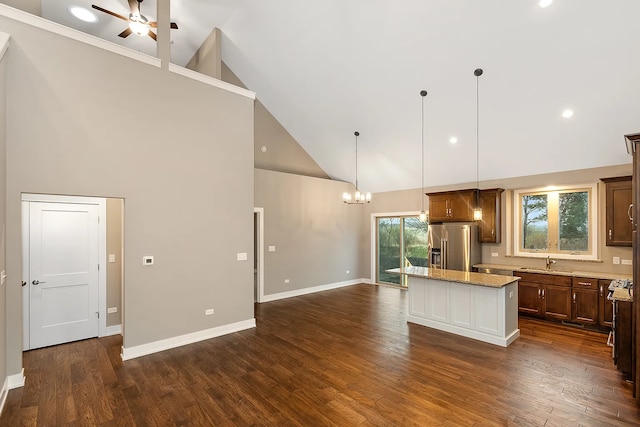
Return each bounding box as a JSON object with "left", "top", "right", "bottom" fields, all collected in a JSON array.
[
  {"left": 0, "top": 34, "right": 7, "bottom": 393},
  {"left": 360, "top": 164, "right": 634, "bottom": 279},
  {"left": 3, "top": 15, "right": 254, "bottom": 375},
  {"left": 186, "top": 29, "right": 329, "bottom": 179},
  {"left": 106, "top": 198, "right": 122, "bottom": 328},
  {"left": 254, "top": 169, "right": 364, "bottom": 296}
]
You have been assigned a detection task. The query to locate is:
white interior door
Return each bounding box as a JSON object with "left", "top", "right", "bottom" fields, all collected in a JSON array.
[{"left": 29, "top": 202, "right": 100, "bottom": 349}]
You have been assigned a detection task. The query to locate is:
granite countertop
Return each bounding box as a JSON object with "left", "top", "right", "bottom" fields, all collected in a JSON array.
[
  {"left": 612, "top": 287, "right": 633, "bottom": 303},
  {"left": 474, "top": 263, "right": 633, "bottom": 281},
  {"left": 386, "top": 266, "right": 519, "bottom": 288}
]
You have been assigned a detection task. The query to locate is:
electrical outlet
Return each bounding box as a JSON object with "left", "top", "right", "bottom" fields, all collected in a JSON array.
[
  {"left": 143, "top": 256, "right": 154, "bottom": 266},
  {"left": 491, "top": 252, "right": 499, "bottom": 257},
  {"left": 346, "top": 270, "right": 350, "bottom": 274},
  {"left": 284, "top": 279, "right": 290, "bottom": 284},
  {"left": 107, "top": 307, "right": 118, "bottom": 314},
  {"left": 613, "top": 257, "right": 620, "bottom": 265},
  {"left": 509, "top": 291, "right": 514, "bottom": 299},
  {"left": 622, "top": 259, "right": 632, "bottom": 265},
  {"left": 108, "top": 254, "right": 116, "bottom": 263},
  {"left": 205, "top": 308, "right": 214, "bottom": 315}
]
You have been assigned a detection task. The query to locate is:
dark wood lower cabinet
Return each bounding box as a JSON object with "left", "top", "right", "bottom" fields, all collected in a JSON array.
[
  {"left": 598, "top": 279, "right": 614, "bottom": 328},
  {"left": 572, "top": 288, "right": 598, "bottom": 324},
  {"left": 518, "top": 281, "right": 543, "bottom": 316},
  {"left": 543, "top": 285, "right": 572, "bottom": 320},
  {"left": 615, "top": 300, "right": 633, "bottom": 380}
]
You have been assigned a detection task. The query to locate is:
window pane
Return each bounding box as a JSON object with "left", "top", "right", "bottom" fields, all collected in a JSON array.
[
  {"left": 558, "top": 191, "right": 589, "bottom": 252},
  {"left": 403, "top": 218, "right": 428, "bottom": 267},
  {"left": 522, "top": 194, "right": 548, "bottom": 251},
  {"left": 378, "top": 218, "right": 401, "bottom": 285}
]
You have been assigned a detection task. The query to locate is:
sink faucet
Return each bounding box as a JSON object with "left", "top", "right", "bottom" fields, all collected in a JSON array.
[{"left": 545, "top": 256, "right": 556, "bottom": 270}]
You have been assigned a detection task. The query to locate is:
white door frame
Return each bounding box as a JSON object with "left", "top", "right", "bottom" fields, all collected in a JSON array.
[
  {"left": 21, "top": 194, "right": 107, "bottom": 350},
  {"left": 254, "top": 207, "right": 265, "bottom": 303}
]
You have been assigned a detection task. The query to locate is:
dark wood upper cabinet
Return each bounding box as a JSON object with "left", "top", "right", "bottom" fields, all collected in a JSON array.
[
  {"left": 477, "top": 188, "right": 504, "bottom": 244},
  {"left": 427, "top": 190, "right": 477, "bottom": 223},
  {"left": 602, "top": 176, "right": 632, "bottom": 246}
]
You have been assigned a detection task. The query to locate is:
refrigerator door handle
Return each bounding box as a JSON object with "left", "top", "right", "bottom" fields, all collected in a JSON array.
[{"left": 441, "top": 239, "right": 447, "bottom": 269}]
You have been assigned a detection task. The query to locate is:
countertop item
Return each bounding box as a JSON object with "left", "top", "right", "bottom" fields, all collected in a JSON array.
[
  {"left": 474, "top": 263, "right": 632, "bottom": 281},
  {"left": 387, "top": 266, "right": 519, "bottom": 288}
]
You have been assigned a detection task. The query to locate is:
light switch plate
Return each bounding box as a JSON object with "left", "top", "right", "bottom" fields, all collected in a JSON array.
[
  {"left": 622, "top": 259, "right": 632, "bottom": 265},
  {"left": 107, "top": 307, "right": 118, "bottom": 314},
  {"left": 109, "top": 254, "right": 116, "bottom": 263},
  {"left": 491, "top": 252, "right": 499, "bottom": 257},
  {"left": 268, "top": 246, "right": 276, "bottom": 252},
  {"left": 237, "top": 252, "right": 248, "bottom": 261}
]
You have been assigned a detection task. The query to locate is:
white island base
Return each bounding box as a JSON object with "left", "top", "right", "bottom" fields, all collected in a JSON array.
[{"left": 390, "top": 267, "right": 520, "bottom": 347}]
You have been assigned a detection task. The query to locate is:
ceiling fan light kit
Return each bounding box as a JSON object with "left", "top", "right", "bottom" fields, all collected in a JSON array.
[{"left": 91, "top": 0, "right": 178, "bottom": 41}]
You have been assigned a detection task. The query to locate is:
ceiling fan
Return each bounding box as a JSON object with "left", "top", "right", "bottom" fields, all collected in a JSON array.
[{"left": 91, "top": 0, "right": 178, "bottom": 41}]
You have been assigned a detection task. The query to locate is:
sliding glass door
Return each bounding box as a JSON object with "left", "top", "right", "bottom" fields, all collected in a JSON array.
[{"left": 377, "top": 216, "right": 428, "bottom": 287}]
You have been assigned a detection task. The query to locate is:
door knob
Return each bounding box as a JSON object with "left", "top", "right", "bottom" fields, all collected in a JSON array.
[{"left": 31, "top": 280, "right": 45, "bottom": 285}]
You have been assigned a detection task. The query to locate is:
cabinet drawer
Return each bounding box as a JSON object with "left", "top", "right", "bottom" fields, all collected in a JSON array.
[
  {"left": 572, "top": 277, "right": 598, "bottom": 290},
  {"left": 518, "top": 272, "right": 571, "bottom": 287}
]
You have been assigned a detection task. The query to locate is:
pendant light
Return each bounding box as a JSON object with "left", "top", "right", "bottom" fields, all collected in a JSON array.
[
  {"left": 473, "top": 68, "right": 483, "bottom": 221},
  {"left": 419, "top": 90, "right": 428, "bottom": 222},
  {"left": 343, "top": 131, "right": 372, "bottom": 204}
]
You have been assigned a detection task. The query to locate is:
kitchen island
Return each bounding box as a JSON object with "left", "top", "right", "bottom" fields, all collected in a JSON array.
[{"left": 387, "top": 266, "right": 520, "bottom": 347}]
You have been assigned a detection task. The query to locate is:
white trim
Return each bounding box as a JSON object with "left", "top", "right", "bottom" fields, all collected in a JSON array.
[
  {"left": 0, "top": 376, "right": 8, "bottom": 417},
  {"left": 21, "top": 194, "right": 108, "bottom": 347},
  {"left": 169, "top": 63, "right": 256, "bottom": 100},
  {"left": 7, "top": 369, "right": 25, "bottom": 389},
  {"left": 254, "top": 208, "right": 265, "bottom": 303},
  {"left": 105, "top": 324, "right": 122, "bottom": 336},
  {"left": 121, "top": 318, "right": 256, "bottom": 361},
  {"left": 370, "top": 211, "right": 422, "bottom": 284},
  {"left": 261, "top": 279, "right": 363, "bottom": 303},
  {"left": 406, "top": 316, "right": 520, "bottom": 347},
  {"left": 0, "top": 31, "right": 9, "bottom": 61},
  {"left": 0, "top": 4, "right": 161, "bottom": 68}
]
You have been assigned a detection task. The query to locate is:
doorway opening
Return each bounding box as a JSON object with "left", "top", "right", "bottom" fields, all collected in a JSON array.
[
  {"left": 254, "top": 207, "right": 264, "bottom": 303},
  {"left": 21, "top": 194, "right": 124, "bottom": 351}
]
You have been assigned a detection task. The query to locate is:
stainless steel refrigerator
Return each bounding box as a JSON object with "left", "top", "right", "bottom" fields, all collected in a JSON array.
[{"left": 428, "top": 222, "right": 481, "bottom": 272}]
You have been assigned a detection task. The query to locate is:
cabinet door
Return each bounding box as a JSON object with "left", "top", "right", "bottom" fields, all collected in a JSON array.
[
  {"left": 518, "top": 281, "right": 541, "bottom": 316},
  {"left": 429, "top": 195, "right": 450, "bottom": 222},
  {"left": 604, "top": 177, "right": 632, "bottom": 246},
  {"left": 571, "top": 288, "right": 598, "bottom": 324},
  {"left": 478, "top": 189, "right": 503, "bottom": 244},
  {"left": 449, "top": 191, "right": 475, "bottom": 221},
  {"left": 542, "top": 285, "right": 571, "bottom": 320},
  {"left": 598, "top": 279, "right": 613, "bottom": 327}
]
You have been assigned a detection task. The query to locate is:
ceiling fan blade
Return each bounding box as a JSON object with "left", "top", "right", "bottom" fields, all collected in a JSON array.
[
  {"left": 128, "top": 0, "right": 141, "bottom": 15},
  {"left": 148, "top": 22, "right": 179, "bottom": 29},
  {"left": 91, "top": 5, "right": 129, "bottom": 21},
  {"left": 148, "top": 30, "right": 157, "bottom": 41},
  {"left": 118, "top": 28, "right": 133, "bottom": 38}
]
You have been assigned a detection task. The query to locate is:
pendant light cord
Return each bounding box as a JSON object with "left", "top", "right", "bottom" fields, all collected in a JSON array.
[
  {"left": 420, "top": 90, "right": 427, "bottom": 212},
  {"left": 474, "top": 69, "right": 483, "bottom": 190},
  {"left": 354, "top": 131, "right": 359, "bottom": 191}
]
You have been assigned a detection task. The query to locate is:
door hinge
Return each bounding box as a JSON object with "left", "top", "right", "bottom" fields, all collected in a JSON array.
[{"left": 96, "top": 311, "right": 100, "bottom": 318}]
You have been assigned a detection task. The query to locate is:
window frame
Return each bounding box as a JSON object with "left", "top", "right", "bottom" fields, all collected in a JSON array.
[{"left": 512, "top": 183, "right": 598, "bottom": 261}]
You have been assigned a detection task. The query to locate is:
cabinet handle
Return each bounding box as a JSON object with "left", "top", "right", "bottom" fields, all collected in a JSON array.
[
  {"left": 628, "top": 204, "right": 633, "bottom": 222},
  {"left": 600, "top": 285, "right": 603, "bottom": 297},
  {"left": 538, "top": 289, "right": 541, "bottom": 298},
  {"left": 577, "top": 281, "right": 591, "bottom": 287},
  {"left": 573, "top": 293, "right": 576, "bottom": 304},
  {"left": 609, "top": 229, "right": 612, "bottom": 239},
  {"left": 541, "top": 289, "right": 545, "bottom": 298},
  {"left": 491, "top": 229, "right": 495, "bottom": 237}
]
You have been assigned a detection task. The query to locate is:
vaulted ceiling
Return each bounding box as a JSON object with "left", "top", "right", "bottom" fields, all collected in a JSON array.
[{"left": 37, "top": 0, "right": 640, "bottom": 192}]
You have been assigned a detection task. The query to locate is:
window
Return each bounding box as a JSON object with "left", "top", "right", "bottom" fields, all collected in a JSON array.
[
  {"left": 513, "top": 184, "right": 597, "bottom": 260},
  {"left": 376, "top": 216, "right": 428, "bottom": 287}
]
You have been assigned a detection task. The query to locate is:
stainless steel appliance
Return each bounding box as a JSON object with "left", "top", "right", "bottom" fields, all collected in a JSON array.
[{"left": 428, "top": 222, "right": 481, "bottom": 272}]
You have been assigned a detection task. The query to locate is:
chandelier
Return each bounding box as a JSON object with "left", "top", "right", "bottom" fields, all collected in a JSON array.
[{"left": 343, "top": 131, "right": 371, "bottom": 204}]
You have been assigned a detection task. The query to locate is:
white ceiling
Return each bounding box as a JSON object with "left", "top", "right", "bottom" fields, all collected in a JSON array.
[{"left": 41, "top": 0, "right": 640, "bottom": 193}]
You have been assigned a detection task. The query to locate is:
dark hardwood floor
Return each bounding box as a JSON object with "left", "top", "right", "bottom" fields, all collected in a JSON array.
[{"left": 1, "top": 284, "right": 638, "bottom": 426}]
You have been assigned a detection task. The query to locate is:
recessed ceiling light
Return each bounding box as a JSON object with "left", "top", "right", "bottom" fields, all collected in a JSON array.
[
  {"left": 538, "top": 0, "right": 553, "bottom": 8},
  {"left": 562, "top": 109, "right": 574, "bottom": 119},
  {"left": 69, "top": 6, "right": 97, "bottom": 23},
  {"left": 449, "top": 137, "right": 458, "bottom": 144}
]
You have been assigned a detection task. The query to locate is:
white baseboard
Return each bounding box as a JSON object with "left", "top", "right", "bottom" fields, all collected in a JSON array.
[
  {"left": 103, "top": 324, "right": 122, "bottom": 337},
  {"left": 121, "top": 318, "right": 256, "bottom": 361},
  {"left": 261, "top": 278, "right": 366, "bottom": 303},
  {"left": 7, "top": 369, "right": 25, "bottom": 389}
]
